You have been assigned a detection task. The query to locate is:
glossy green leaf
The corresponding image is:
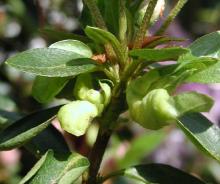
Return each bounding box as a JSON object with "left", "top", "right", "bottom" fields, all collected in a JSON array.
[
  {"left": 40, "top": 28, "right": 91, "bottom": 43},
  {"left": 32, "top": 76, "right": 69, "bottom": 103},
  {"left": 49, "top": 40, "right": 93, "bottom": 58},
  {"left": 0, "top": 106, "right": 60, "bottom": 150},
  {"left": 177, "top": 113, "right": 220, "bottom": 162},
  {"left": 104, "top": 164, "right": 205, "bottom": 184},
  {"left": 118, "top": 131, "right": 165, "bottom": 168},
  {"left": 129, "top": 47, "right": 189, "bottom": 61},
  {"left": 0, "top": 110, "right": 69, "bottom": 156},
  {"left": 20, "top": 150, "right": 89, "bottom": 184},
  {"left": 174, "top": 92, "right": 214, "bottom": 116},
  {"left": 6, "top": 48, "right": 98, "bottom": 77},
  {"left": 185, "top": 31, "right": 220, "bottom": 83}
]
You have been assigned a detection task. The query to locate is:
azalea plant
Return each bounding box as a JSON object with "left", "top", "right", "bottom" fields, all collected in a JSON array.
[{"left": 1, "top": 0, "right": 220, "bottom": 183}]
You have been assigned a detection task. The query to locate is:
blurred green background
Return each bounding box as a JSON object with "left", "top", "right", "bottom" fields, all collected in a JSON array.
[{"left": 0, "top": 0, "right": 220, "bottom": 183}]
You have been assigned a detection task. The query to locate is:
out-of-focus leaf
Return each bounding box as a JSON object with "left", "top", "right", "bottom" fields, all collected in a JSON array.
[
  {"left": 177, "top": 113, "right": 220, "bottom": 162},
  {"left": 118, "top": 131, "right": 165, "bottom": 168},
  {"left": 40, "top": 28, "right": 91, "bottom": 43},
  {"left": 174, "top": 92, "right": 214, "bottom": 116},
  {"left": 0, "top": 110, "right": 20, "bottom": 131},
  {"left": 0, "top": 106, "right": 60, "bottom": 150},
  {"left": 6, "top": 48, "right": 98, "bottom": 77},
  {"left": 0, "top": 95, "right": 17, "bottom": 111},
  {"left": 20, "top": 150, "right": 89, "bottom": 184},
  {"left": 108, "top": 164, "right": 205, "bottom": 184},
  {"left": 129, "top": 47, "right": 189, "bottom": 61},
  {"left": 32, "top": 76, "right": 69, "bottom": 103},
  {"left": 103, "top": 0, "right": 120, "bottom": 36}
]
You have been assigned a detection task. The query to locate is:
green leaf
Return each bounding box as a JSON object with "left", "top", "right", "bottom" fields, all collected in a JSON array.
[
  {"left": 129, "top": 47, "right": 189, "bottom": 61},
  {"left": 185, "top": 31, "right": 220, "bottom": 83},
  {"left": 0, "top": 106, "right": 60, "bottom": 150},
  {"left": 6, "top": 48, "right": 98, "bottom": 77},
  {"left": 174, "top": 92, "right": 214, "bottom": 116},
  {"left": 40, "top": 28, "right": 91, "bottom": 43},
  {"left": 25, "top": 125, "right": 70, "bottom": 157},
  {"left": 0, "top": 109, "right": 69, "bottom": 156},
  {"left": 103, "top": 0, "right": 120, "bottom": 36},
  {"left": 32, "top": 76, "right": 69, "bottom": 103},
  {"left": 85, "top": 26, "right": 124, "bottom": 61},
  {"left": 118, "top": 131, "right": 165, "bottom": 168},
  {"left": 177, "top": 113, "right": 220, "bottom": 162},
  {"left": 19, "top": 151, "right": 49, "bottom": 184},
  {"left": 20, "top": 150, "right": 89, "bottom": 184},
  {"left": 176, "top": 54, "right": 217, "bottom": 73},
  {"left": 189, "top": 31, "right": 220, "bottom": 58},
  {"left": 104, "top": 164, "right": 205, "bottom": 184},
  {"left": 49, "top": 40, "right": 93, "bottom": 58}
]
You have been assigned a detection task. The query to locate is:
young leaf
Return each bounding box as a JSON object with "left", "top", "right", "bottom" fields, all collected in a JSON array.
[
  {"left": 32, "top": 76, "right": 69, "bottom": 103},
  {"left": 129, "top": 47, "right": 189, "bottom": 61},
  {"left": 0, "top": 106, "right": 60, "bottom": 150},
  {"left": 118, "top": 131, "right": 165, "bottom": 168},
  {"left": 177, "top": 113, "right": 220, "bottom": 162},
  {"left": 85, "top": 26, "right": 124, "bottom": 61},
  {"left": 20, "top": 150, "right": 89, "bottom": 184},
  {"left": 103, "top": 164, "right": 205, "bottom": 184},
  {"left": 6, "top": 48, "right": 98, "bottom": 77},
  {"left": 173, "top": 92, "right": 214, "bottom": 116}
]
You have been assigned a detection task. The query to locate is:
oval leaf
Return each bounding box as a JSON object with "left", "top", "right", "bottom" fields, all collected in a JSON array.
[
  {"left": 129, "top": 47, "right": 189, "bottom": 61},
  {"left": 20, "top": 150, "right": 89, "bottom": 184},
  {"left": 6, "top": 48, "right": 98, "bottom": 77},
  {"left": 0, "top": 106, "right": 60, "bottom": 150},
  {"left": 189, "top": 31, "right": 220, "bottom": 58},
  {"left": 177, "top": 113, "right": 220, "bottom": 162},
  {"left": 49, "top": 40, "right": 93, "bottom": 58},
  {"left": 104, "top": 164, "right": 205, "bottom": 184}
]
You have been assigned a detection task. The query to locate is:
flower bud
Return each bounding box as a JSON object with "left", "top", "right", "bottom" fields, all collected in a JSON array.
[
  {"left": 127, "top": 88, "right": 178, "bottom": 130},
  {"left": 74, "top": 74, "right": 111, "bottom": 114},
  {"left": 57, "top": 100, "right": 98, "bottom": 136}
]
